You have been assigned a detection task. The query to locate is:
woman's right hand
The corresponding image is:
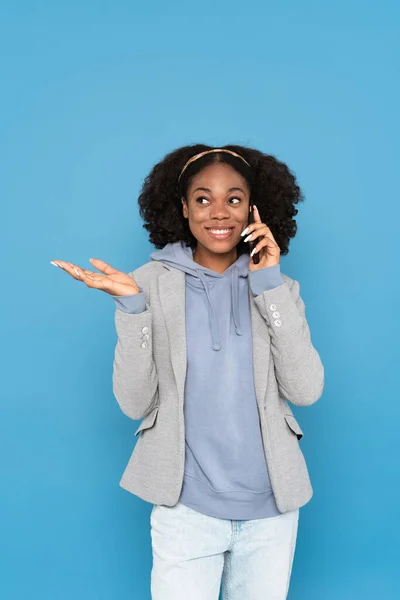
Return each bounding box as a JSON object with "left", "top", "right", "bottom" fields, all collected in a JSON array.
[{"left": 51, "top": 258, "right": 141, "bottom": 297}]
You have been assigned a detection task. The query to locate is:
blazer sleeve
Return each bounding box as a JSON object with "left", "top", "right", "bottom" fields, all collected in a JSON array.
[
  {"left": 252, "top": 276, "right": 324, "bottom": 406},
  {"left": 112, "top": 271, "right": 159, "bottom": 420}
]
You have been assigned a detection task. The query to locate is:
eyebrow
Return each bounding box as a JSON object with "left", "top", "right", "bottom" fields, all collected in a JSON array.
[{"left": 192, "top": 186, "right": 246, "bottom": 194}]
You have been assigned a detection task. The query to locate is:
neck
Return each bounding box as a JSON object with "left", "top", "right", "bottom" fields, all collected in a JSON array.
[{"left": 192, "top": 244, "right": 238, "bottom": 274}]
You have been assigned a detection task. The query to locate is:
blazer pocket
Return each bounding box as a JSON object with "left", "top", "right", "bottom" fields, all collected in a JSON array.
[
  {"left": 284, "top": 414, "right": 304, "bottom": 440},
  {"left": 134, "top": 405, "right": 160, "bottom": 436}
]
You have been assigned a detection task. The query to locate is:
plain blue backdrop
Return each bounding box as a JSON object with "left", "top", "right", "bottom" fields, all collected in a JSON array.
[{"left": 1, "top": 1, "right": 399, "bottom": 598}]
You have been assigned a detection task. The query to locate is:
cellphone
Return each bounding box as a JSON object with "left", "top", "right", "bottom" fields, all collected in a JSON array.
[{"left": 247, "top": 201, "right": 260, "bottom": 264}]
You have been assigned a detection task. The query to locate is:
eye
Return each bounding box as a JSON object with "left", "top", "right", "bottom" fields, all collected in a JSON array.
[{"left": 195, "top": 197, "right": 242, "bottom": 204}]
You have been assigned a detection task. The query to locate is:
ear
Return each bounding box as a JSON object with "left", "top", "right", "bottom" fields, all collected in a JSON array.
[{"left": 181, "top": 197, "right": 188, "bottom": 219}]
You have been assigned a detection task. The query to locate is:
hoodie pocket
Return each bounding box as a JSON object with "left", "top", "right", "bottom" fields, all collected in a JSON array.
[
  {"left": 284, "top": 414, "right": 304, "bottom": 440},
  {"left": 134, "top": 405, "right": 160, "bottom": 436}
]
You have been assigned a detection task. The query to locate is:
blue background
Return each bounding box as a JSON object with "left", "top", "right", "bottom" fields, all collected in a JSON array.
[{"left": 1, "top": 1, "right": 399, "bottom": 598}]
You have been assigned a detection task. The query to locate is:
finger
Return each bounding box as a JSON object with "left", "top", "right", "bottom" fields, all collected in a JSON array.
[
  {"left": 53, "top": 262, "right": 97, "bottom": 277},
  {"left": 82, "top": 274, "right": 108, "bottom": 291},
  {"left": 264, "top": 228, "right": 277, "bottom": 244},
  {"left": 252, "top": 204, "right": 262, "bottom": 223},
  {"left": 56, "top": 262, "right": 110, "bottom": 291},
  {"left": 73, "top": 268, "right": 106, "bottom": 286},
  {"left": 51, "top": 261, "right": 65, "bottom": 270},
  {"left": 243, "top": 223, "right": 269, "bottom": 242},
  {"left": 247, "top": 225, "right": 278, "bottom": 247},
  {"left": 81, "top": 269, "right": 102, "bottom": 278},
  {"left": 250, "top": 236, "right": 276, "bottom": 258},
  {"left": 52, "top": 261, "right": 75, "bottom": 275},
  {"left": 89, "top": 258, "right": 119, "bottom": 275},
  {"left": 55, "top": 261, "right": 86, "bottom": 281},
  {"left": 242, "top": 222, "right": 261, "bottom": 238},
  {"left": 81, "top": 271, "right": 111, "bottom": 286}
]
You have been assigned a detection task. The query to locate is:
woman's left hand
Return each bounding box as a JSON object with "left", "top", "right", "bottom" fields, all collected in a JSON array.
[{"left": 243, "top": 205, "right": 281, "bottom": 271}]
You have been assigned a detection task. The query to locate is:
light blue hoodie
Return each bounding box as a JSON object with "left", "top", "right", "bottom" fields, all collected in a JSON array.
[{"left": 113, "top": 241, "right": 285, "bottom": 520}]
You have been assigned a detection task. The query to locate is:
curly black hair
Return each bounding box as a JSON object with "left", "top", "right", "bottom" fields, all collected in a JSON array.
[{"left": 138, "top": 143, "right": 304, "bottom": 256}]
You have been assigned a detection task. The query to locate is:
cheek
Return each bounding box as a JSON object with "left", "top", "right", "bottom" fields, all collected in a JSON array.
[{"left": 188, "top": 211, "right": 204, "bottom": 224}]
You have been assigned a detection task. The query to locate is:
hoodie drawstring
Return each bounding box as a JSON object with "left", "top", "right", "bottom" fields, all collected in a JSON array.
[
  {"left": 231, "top": 265, "right": 243, "bottom": 337},
  {"left": 196, "top": 265, "right": 243, "bottom": 352}
]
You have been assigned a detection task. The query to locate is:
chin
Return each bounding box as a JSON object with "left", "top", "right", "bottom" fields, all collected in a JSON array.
[{"left": 204, "top": 242, "right": 238, "bottom": 254}]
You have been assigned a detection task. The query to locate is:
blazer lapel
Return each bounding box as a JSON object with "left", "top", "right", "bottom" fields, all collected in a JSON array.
[
  {"left": 158, "top": 266, "right": 187, "bottom": 412},
  {"left": 158, "top": 264, "right": 269, "bottom": 412}
]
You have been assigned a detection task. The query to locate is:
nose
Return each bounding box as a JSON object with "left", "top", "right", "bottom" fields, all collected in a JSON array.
[{"left": 209, "top": 202, "right": 232, "bottom": 220}]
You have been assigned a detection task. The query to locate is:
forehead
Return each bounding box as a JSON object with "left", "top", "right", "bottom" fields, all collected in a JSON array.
[{"left": 188, "top": 163, "right": 248, "bottom": 192}]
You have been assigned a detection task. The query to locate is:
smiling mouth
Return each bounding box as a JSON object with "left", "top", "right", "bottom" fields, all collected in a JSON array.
[{"left": 205, "top": 227, "right": 235, "bottom": 239}]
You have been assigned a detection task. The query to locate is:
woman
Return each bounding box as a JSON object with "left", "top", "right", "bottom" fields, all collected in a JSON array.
[{"left": 51, "top": 144, "right": 324, "bottom": 599}]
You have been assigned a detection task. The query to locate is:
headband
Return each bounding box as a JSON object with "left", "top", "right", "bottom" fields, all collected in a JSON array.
[{"left": 177, "top": 148, "right": 251, "bottom": 185}]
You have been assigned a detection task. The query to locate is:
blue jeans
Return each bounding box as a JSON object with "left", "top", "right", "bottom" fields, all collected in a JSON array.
[{"left": 150, "top": 501, "right": 299, "bottom": 599}]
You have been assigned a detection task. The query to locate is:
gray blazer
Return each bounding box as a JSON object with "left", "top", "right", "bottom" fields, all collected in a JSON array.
[{"left": 112, "top": 261, "right": 324, "bottom": 513}]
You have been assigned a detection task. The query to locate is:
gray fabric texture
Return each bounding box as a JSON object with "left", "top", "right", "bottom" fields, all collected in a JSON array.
[{"left": 112, "top": 258, "right": 324, "bottom": 513}]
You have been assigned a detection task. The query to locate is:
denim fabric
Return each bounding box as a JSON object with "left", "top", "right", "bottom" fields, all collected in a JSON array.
[{"left": 150, "top": 500, "right": 299, "bottom": 600}]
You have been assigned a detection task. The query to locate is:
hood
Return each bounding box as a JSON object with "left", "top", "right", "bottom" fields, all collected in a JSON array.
[{"left": 150, "top": 241, "right": 249, "bottom": 351}]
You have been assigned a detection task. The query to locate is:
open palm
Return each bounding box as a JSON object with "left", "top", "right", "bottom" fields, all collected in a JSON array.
[{"left": 51, "top": 258, "right": 140, "bottom": 297}]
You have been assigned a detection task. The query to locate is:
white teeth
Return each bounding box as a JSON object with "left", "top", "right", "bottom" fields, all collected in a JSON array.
[{"left": 208, "top": 228, "right": 233, "bottom": 233}]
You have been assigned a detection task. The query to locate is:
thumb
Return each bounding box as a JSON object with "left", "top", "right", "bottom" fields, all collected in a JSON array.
[{"left": 89, "top": 258, "right": 119, "bottom": 275}]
